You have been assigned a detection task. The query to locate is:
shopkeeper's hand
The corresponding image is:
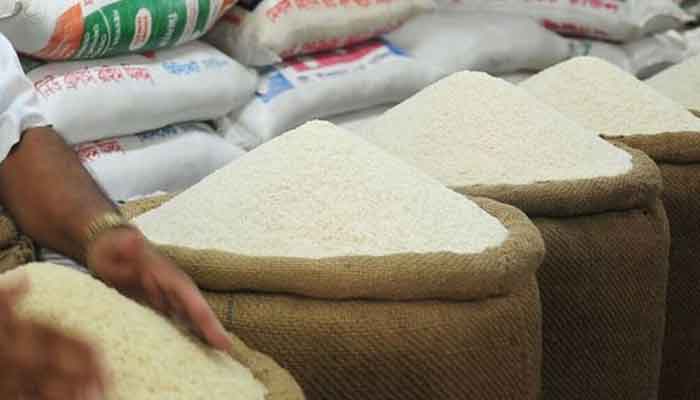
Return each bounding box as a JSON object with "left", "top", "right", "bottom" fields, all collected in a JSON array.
[
  {"left": 0, "top": 272, "right": 106, "bottom": 400},
  {"left": 85, "top": 227, "right": 232, "bottom": 353}
]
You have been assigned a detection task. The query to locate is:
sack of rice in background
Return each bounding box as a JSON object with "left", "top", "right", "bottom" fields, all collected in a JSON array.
[
  {"left": 28, "top": 41, "right": 257, "bottom": 145},
  {"left": 76, "top": 122, "right": 245, "bottom": 202},
  {"left": 521, "top": 57, "right": 700, "bottom": 400},
  {"left": 204, "top": 0, "right": 434, "bottom": 66},
  {"left": 434, "top": 0, "right": 691, "bottom": 42},
  {"left": 0, "top": 263, "right": 305, "bottom": 400},
  {"left": 384, "top": 12, "right": 571, "bottom": 82},
  {"left": 0, "top": 0, "right": 236, "bottom": 60},
  {"left": 647, "top": 54, "right": 700, "bottom": 115},
  {"left": 236, "top": 39, "right": 429, "bottom": 142},
  {"left": 361, "top": 72, "right": 670, "bottom": 400},
  {"left": 128, "top": 121, "right": 545, "bottom": 400},
  {"left": 568, "top": 30, "right": 688, "bottom": 78}
]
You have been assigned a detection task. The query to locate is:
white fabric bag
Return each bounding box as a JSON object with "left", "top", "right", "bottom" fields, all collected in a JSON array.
[
  {"left": 327, "top": 104, "right": 393, "bottom": 132},
  {"left": 237, "top": 39, "right": 430, "bottom": 142},
  {"left": 29, "top": 41, "right": 258, "bottom": 145},
  {"left": 435, "top": 0, "right": 691, "bottom": 42},
  {"left": 0, "top": 0, "right": 236, "bottom": 60},
  {"left": 205, "top": 0, "right": 434, "bottom": 66},
  {"left": 77, "top": 122, "right": 245, "bottom": 202},
  {"left": 385, "top": 12, "right": 571, "bottom": 82},
  {"left": 567, "top": 30, "right": 688, "bottom": 78}
]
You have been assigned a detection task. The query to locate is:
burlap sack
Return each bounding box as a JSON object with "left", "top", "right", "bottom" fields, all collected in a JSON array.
[
  {"left": 453, "top": 145, "right": 670, "bottom": 400},
  {"left": 127, "top": 197, "right": 545, "bottom": 302},
  {"left": 125, "top": 196, "right": 545, "bottom": 400},
  {"left": 604, "top": 133, "right": 700, "bottom": 400},
  {"left": 0, "top": 213, "right": 36, "bottom": 274}
]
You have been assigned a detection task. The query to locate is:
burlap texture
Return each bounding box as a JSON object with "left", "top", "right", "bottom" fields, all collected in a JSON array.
[
  {"left": 205, "top": 276, "right": 541, "bottom": 400},
  {"left": 0, "top": 213, "right": 35, "bottom": 274},
  {"left": 126, "top": 198, "right": 545, "bottom": 302},
  {"left": 230, "top": 334, "right": 305, "bottom": 400},
  {"left": 604, "top": 132, "right": 700, "bottom": 164},
  {"left": 533, "top": 200, "right": 669, "bottom": 399},
  {"left": 450, "top": 146, "right": 669, "bottom": 399},
  {"left": 452, "top": 144, "right": 662, "bottom": 217},
  {"left": 606, "top": 133, "right": 700, "bottom": 400}
]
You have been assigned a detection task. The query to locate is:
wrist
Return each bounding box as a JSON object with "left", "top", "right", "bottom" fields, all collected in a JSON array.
[{"left": 82, "top": 211, "right": 137, "bottom": 266}]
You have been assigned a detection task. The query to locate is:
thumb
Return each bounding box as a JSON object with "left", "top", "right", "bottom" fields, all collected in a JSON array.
[{"left": 0, "top": 270, "right": 29, "bottom": 305}]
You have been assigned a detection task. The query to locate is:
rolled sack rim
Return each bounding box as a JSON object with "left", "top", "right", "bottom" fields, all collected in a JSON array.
[
  {"left": 125, "top": 196, "right": 545, "bottom": 303},
  {"left": 603, "top": 131, "right": 700, "bottom": 165},
  {"left": 229, "top": 334, "right": 306, "bottom": 400},
  {"left": 452, "top": 143, "right": 662, "bottom": 218}
]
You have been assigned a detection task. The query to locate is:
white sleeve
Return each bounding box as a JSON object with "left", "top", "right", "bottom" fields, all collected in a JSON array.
[{"left": 0, "top": 33, "right": 49, "bottom": 162}]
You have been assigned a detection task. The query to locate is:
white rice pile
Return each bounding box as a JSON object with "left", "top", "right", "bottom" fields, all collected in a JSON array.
[
  {"left": 4, "top": 263, "right": 267, "bottom": 400},
  {"left": 647, "top": 54, "right": 700, "bottom": 112},
  {"left": 359, "top": 71, "right": 632, "bottom": 188},
  {"left": 135, "top": 121, "right": 508, "bottom": 258},
  {"left": 521, "top": 56, "right": 700, "bottom": 136}
]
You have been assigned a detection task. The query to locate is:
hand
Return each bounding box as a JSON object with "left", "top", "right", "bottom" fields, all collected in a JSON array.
[
  {"left": 0, "top": 272, "right": 106, "bottom": 400},
  {"left": 85, "top": 227, "right": 232, "bottom": 352}
]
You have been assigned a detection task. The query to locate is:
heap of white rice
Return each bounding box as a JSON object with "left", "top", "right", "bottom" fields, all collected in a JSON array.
[
  {"left": 135, "top": 121, "right": 508, "bottom": 259},
  {"left": 521, "top": 56, "right": 700, "bottom": 135},
  {"left": 359, "top": 71, "right": 632, "bottom": 188},
  {"left": 4, "top": 263, "right": 268, "bottom": 400},
  {"left": 647, "top": 54, "right": 700, "bottom": 113}
]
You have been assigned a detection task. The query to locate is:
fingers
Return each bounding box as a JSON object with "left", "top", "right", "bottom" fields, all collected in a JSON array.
[
  {"left": 157, "top": 266, "right": 232, "bottom": 352},
  {"left": 0, "top": 270, "right": 29, "bottom": 307}
]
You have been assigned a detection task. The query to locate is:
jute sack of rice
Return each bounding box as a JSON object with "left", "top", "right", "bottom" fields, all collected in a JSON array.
[
  {"left": 647, "top": 54, "right": 700, "bottom": 117},
  {"left": 126, "top": 121, "right": 546, "bottom": 400},
  {"left": 521, "top": 56, "right": 700, "bottom": 400},
  {"left": 360, "top": 72, "right": 670, "bottom": 400},
  {"left": 0, "top": 263, "right": 304, "bottom": 400}
]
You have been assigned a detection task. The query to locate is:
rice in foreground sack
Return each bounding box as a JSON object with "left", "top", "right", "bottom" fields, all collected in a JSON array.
[
  {"left": 522, "top": 57, "right": 700, "bottom": 400},
  {"left": 647, "top": 54, "right": 700, "bottom": 115},
  {"left": 0, "top": 263, "right": 305, "bottom": 400},
  {"left": 237, "top": 39, "right": 429, "bottom": 143},
  {"left": 134, "top": 121, "right": 515, "bottom": 278},
  {"left": 28, "top": 41, "right": 257, "bottom": 145},
  {"left": 204, "top": 0, "right": 434, "bottom": 66},
  {"left": 361, "top": 72, "right": 669, "bottom": 400},
  {"left": 125, "top": 123, "right": 545, "bottom": 399},
  {"left": 0, "top": 0, "right": 236, "bottom": 60},
  {"left": 435, "top": 0, "right": 690, "bottom": 42}
]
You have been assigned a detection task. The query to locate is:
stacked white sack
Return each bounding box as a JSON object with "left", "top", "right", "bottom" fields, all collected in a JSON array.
[
  {"left": 27, "top": 41, "right": 257, "bottom": 145},
  {"left": 328, "top": 104, "right": 394, "bottom": 133},
  {"left": 77, "top": 123, "right": 245, "bottom": 202},
  {"left": 567, "top": 30, "right": 689, "bottom": 78},
  {"left": 234, "top": 39, "right": 429, "bottom": 143},
  {"left": 433, "top": 0, "right": 691, "bottom": 42},
  {"left": 384, "top": 12, "right": 572, "bottom": 82},
  {"left": 0, "top": 0, "right": 237, "bottom": 60},
  {"left": 205, "top": 0, "right": 434, "bottom": 66}
]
